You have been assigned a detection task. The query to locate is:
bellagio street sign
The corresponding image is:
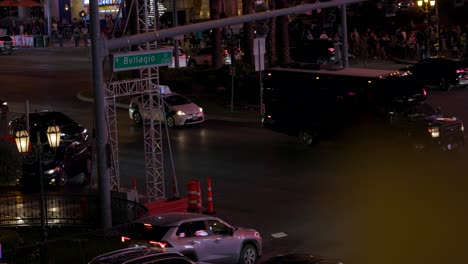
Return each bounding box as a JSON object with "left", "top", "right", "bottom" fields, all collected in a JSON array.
[{"left": 112, "top": 49, "right": 173, "bottom": 71}]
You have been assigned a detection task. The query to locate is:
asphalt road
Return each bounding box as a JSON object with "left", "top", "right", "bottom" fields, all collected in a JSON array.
[{"left": 1, "top": 47, "right": 468, "bottom": 264}]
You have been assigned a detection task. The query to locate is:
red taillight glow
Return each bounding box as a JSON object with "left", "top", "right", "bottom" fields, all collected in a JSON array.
[
  {"left": 149, "top": 241, "right": 166, "bottom": 248},
  {"left": 328, "top": 48, "right": 334, "bottom": 52},
  {"left": 144, "top": 223, "right": 153, "bottom": 229},
  {"left": 423, "top": 88, "right": 427, "bottom": 97},
  {"left": 456, "top": 69, "right": 465, "bottom": 74},
  {"left": 121, "top": 236, "right": 131, "bottom": 242},
  {"left": 149, "top": 241, "right": 171, "bottom": 248},
  {"left": 0, "top": 41, "right": 4, "bottom": 44},
  {"left": 347, "top": 92, "right": 356, "bottom": 96}
]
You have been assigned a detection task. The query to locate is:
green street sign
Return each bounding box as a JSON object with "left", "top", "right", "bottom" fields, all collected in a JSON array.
[{"left": 113, "top": 49, "right": 173, "bottom": 71}]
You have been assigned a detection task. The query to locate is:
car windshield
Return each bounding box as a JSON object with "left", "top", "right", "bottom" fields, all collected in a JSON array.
[
  {"left": 38, "top": 112, "right": 75, "bottom": 125},
  {"left": 163, "top": 94, "right": 192, "bottom": 106},
  {"left": 409, "top": 103, "right": 437, "bottom": 116},
  {"left": 0, "top": 36, "right": 12, "bottom": 41}
]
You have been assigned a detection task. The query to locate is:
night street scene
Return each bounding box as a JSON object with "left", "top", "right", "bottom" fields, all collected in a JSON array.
[{"left": 0, "top": 0, "right": 468, "bottom": 263}]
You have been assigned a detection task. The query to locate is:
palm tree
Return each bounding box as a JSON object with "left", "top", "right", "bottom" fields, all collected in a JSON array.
[
  {"left": 267, "top": 0, "right": 277, "bottom": 67},
  {"left": 242, "top": 0, "right": 255, "bottom": 67},
  {"left": 275, "top": 0, "right": 292, "bottom": 66},
  {"left": 210, "top": 0, "right": 224, "bottom": 69}
]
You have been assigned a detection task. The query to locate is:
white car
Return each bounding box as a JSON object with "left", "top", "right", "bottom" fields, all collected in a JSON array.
[
  {"left": 120, "top": 212, "right": 262, "bottom": 264},
  {"left": 128, "top": 85, "right": 204, "bottom": 127}
]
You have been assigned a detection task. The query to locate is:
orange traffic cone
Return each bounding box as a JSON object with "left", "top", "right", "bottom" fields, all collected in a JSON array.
[
  {"left": 187, "top": 180, "right": 201, "bottom": 213},
  {"left": 205, "top": 177, "right": 215, "bottom": 214}
]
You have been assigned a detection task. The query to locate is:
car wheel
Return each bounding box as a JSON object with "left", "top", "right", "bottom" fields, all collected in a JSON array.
[
  {"left": 439, "top": 78, "right": 449, "bottom": 91},
  {"left": 239, "top": 244, "right": 258, "bottom": 264},
  {"left": 188, "top": 60, "right": 196, "bottom": 68},
  {"left": 299, "top": 128, "right": 319, "bottom": 146},
  {"left": 166, "top": 116, "right": 175, "bottom": 128},
  {"left": 133, "top": 112, "right": 142, "bottom": 124}
]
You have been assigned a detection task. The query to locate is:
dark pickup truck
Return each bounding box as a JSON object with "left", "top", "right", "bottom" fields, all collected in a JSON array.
[{"left": 387, "top": 100, "right": 465, "bottom": 152}]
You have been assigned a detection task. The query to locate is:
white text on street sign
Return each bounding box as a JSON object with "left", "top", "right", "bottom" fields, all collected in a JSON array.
[{"left": 113, "top": 49, "right": 173, "bottom": 71}]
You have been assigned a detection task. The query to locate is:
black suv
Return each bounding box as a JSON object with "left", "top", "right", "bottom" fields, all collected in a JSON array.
[
  {"left": 387, "top": 100, "right": 465, "bottom": 152},
  {"left": 0, "top": 98, "right": 8, "bottom": 119},
  {"left": 9, "top": 110, "right": 89, "bottom": 146},
  {"left": 399, "top": 57, "right": 468, "bottom": 91},
  {"left": 0, "top": 35, "right": 16, "bottom": 55}
]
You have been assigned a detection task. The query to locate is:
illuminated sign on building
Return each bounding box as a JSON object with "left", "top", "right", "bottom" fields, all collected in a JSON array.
[{"left": 84, "top": 0, "right": 121, "bottom": 5}]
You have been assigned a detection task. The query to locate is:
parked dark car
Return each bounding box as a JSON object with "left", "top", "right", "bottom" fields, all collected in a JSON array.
[
  {"left": 387, "top": 100, "right": 465, "bottom": 152},
  {"left": 20, "top": 141, "right": 92, "bottom": 190},
  {"left": 0, "top": 35, "right": 16, "bottom": 55},
  {"left": 9, "top": 110, "right": 89, "bottom": 146},
  {"left": 87, "top": 246, "right": 185, "bottom": 264},
  {"left": 0, "top": 98, "right": 8, "bottom": 118},
  {"left": 399, "top": 57, "right": 468, "bottom": 90},
  {"left": 263, "top": 254, "right": 344, "bottom": 264}
]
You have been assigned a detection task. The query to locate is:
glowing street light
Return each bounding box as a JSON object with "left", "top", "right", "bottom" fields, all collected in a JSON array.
[
  {"left": 417, "top": 0, "right": 438, "bottom": 57},
  {"left": 14, "top": 124, "right": 61, "bottom": 264}
]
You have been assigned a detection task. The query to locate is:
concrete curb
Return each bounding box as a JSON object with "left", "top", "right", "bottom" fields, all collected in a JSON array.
[{"left": 76, "top": 91, "right": 259, "bottom": 124}]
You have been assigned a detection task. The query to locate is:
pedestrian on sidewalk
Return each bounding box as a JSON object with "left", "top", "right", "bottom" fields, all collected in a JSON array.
[
  {"left": 81, "top": 26, "right": 88, "bottom": 46},
  {"left": 73, "top": 25, "right": 81, "bottom": 47},
  {"left": 57, "top": 27, "right": 64, "bottom": 47}
]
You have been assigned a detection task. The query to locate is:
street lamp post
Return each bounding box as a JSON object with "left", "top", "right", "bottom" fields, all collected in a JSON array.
[
  {"left": 417, "top": 0, "right": 437, "bottom": 58},
  {"left": 14, "top": 124, "right": 61, "bottom": 264}
]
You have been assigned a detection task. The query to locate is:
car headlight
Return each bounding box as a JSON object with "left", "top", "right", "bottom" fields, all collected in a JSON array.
[
  {"left": 199, "top": 107, "right": 203, "bottom": 113},
  {"left": 428, "top": 127, "right": 440, "bottom": 138},
  {"left": 461, "top": 123, "right": 464, "bottom": 132},
  {"left": 176, "top": 110, "right": 186, "bottom": 116},
  {"left": 1, "top": 101, "right": 6, "bottom": 106},
  {"left": 44, "top": 169, "right": 55, "bottom": 175}
]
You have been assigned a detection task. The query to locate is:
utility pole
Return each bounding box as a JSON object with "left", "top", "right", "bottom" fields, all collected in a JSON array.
[
  {"left": 90, "top": 0, "right": 112, "bottom": 229},
  {"left": 173, "top": 0, "right": 180, "bottom": 68}
]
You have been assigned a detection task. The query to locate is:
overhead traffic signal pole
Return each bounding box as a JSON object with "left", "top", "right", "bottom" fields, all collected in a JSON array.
[{"left": 90, "top": 0, "right": 368, "bottom": 229}]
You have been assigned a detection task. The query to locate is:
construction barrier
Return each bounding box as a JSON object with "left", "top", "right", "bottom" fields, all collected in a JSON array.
[
  {"left": 187, "top": 180, "right": 201, "bottom": 213},
  {"left": 196, "top": 180, "right": 202, "bottom": 213},
  {"left": 205, "top": 177, "right": 215, "bottom": 214},
  {"left": 145, "top": 198, "right": 188, "bottom": 216}
]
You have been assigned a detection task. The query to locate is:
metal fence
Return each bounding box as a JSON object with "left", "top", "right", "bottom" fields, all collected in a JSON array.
[
  {"left": 0, "top": 193, "right": 148, "bottom": 263},
  {"left": 0, "top": 193, "right": 148, "bottom": 227}
]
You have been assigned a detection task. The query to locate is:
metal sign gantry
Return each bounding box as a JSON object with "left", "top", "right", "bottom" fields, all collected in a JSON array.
[{"left": 104, "top": 0, "right": 168, "bottom": 202}]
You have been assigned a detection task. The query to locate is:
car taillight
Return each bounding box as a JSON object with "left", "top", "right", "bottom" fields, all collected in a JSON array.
[
  {"left": 456, "top": 69, "right": 465, "bottom": 74},
  {"left": 149, "top": 241, "right": 172, "bottom": 248},
  {"left": 328, "top": 47, "right": 334, "bottom": 52},
  {"left": 0, "top": 41, "right": 4, "bottom": 44},
  {"left": 224, "top": 49, "right": 229, "bottom": 55},
  {"left": 121, "top": 236, "right": 131, "bottom": 242},
  {"left": 422, "top": 88, "right": 427, "bottom": 97}
]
